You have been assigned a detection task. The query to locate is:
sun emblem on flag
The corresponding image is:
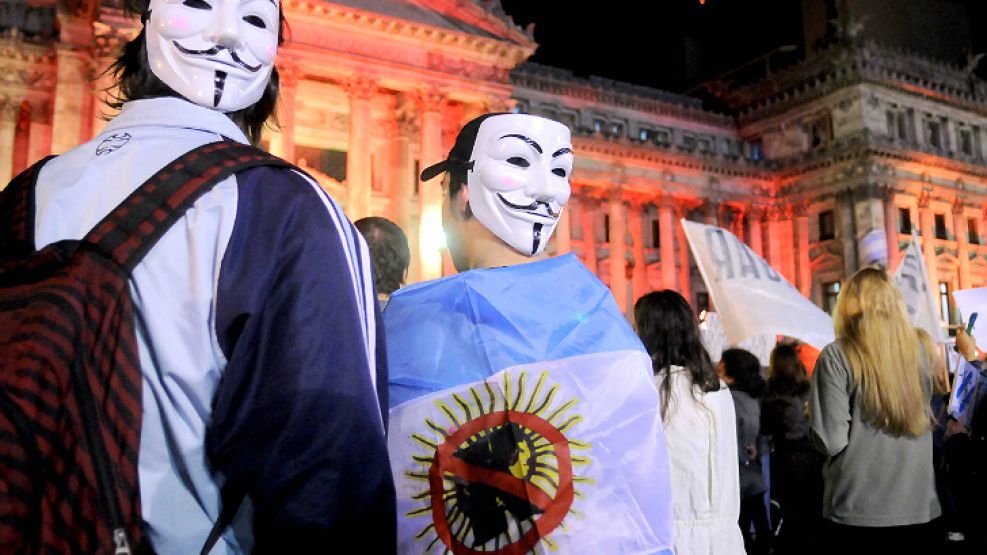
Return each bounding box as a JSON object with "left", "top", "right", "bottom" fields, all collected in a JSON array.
[{"left": 406, "top": 370, "right": 592, "bottom": 554}]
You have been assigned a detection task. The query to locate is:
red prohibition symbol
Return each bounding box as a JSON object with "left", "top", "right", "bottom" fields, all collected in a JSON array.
[{"left": 428, "top": 410, "right": 574, "bottom": 555}]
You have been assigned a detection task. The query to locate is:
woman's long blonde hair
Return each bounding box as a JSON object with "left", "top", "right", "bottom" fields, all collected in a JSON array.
[{"left": 833, "top": 267, "right": 935, "bottom": 436}]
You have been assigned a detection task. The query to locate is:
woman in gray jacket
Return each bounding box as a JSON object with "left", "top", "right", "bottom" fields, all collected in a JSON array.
[{"left": 810, "top": 268, "right": 941, "bottom": 552}]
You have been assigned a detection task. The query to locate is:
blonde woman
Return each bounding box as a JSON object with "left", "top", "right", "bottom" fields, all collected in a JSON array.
[{"left": 810, "top": 268, "right": 942, "bottom": 551}]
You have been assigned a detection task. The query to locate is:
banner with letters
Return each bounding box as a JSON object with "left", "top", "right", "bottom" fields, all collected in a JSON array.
[
  {"left": 892, "top": 237, "right": 945, "bottom": 343},
  {"left": 952, "top": 286, "right": 987, "bottom": 351},
  {"left": 681, "top": 219, "right": 835, "bottom": 350}
]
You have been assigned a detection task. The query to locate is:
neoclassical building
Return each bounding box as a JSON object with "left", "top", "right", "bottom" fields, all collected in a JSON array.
[{"left": 1, "top": 0, "right": 985, "bottom": 322}]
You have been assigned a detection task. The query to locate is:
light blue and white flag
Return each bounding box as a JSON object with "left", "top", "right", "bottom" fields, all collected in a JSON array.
[
  {"left": 948, "top": 358, "right": 982, "bottom": 428},
  {"left": 893, "top": 236, "right": 945, "bottom": 343},
  {"left": 384, "top": 254, "right": 674, "bottom": 555}
]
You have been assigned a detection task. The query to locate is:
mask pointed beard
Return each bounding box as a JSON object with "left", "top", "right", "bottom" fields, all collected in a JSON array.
[
  {"left": 531, "top": 223, "right": 543, "bottom": 255},
  {"left": 213, "top": 71, "right": 227, "bottom": 108}
]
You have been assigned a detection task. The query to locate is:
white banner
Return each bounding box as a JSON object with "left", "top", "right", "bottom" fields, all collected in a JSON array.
[
  {"left": 892, "top": 237, "right": 945, "bottom": 343},
  {"left": 952, "top": 286, "right": 987, "bottom": 351},
  {"left": 388, "top": 350, "right": 674, "bottom": 555},
  {"left": 681, "top": 219, "right": 835, "bottom": 350}
]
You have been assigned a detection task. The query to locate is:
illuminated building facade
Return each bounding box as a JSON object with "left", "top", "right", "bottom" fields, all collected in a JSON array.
[{"left": 1, "top": 0, "right": 985, "bottom": 321}]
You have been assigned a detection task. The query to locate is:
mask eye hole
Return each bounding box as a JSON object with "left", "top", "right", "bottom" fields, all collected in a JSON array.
[
  {"left": 243, "top": 15, "right": 266, "bottom": 28},
  {"left": 552, "top": 168, "right": 567, "bottom": 178},
  {"left": 506, "top": 157, "right": 530, "bottom": 168},
  {"left": 182, "top": 0, "right": 211, "bottom": 9}
]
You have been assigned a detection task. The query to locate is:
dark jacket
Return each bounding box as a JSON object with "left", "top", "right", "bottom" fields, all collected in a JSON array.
[{"left": 731, "top": 388, "right": 767, "bottom": 498}]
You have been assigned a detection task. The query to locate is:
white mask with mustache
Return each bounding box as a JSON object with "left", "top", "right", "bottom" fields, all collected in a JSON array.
[
  {"left": 145, "top": 0, "right": 279, "bottom": 112},
  {"left": 467, "top": 114, "right": 574, "bottom": 256}
]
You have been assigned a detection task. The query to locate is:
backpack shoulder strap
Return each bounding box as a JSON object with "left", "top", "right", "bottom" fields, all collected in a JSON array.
[
  {"left": 0, "top": 155, "right": 57, "bottom": 259},
  {"left": 83, "top": 141, "right": 291, "bottom": 272}
]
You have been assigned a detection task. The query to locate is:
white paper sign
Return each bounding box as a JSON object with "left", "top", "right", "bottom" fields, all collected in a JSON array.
[{"left": 952, "top": 287, "right": 987, "bottom": 351}]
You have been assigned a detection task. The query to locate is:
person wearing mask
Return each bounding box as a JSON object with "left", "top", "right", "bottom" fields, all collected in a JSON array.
[
  {"left": 384, "top": 113, "right": 675, "bottom": 554},
  {"left": 810, "top": 267, "right": 941, "bottom": 551},
  {"left": 635, "top": 290, "right": 745, "bottom": 555}
]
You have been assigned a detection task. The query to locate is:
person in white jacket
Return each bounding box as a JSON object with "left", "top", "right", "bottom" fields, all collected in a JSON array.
[{"left": 635, "top": 290, "right": 747, "bottom": 555}]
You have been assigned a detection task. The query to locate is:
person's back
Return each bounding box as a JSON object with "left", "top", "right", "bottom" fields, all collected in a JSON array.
[
  {"left": 810, "top": 268, "right": 940, "bottom": 551},
  {"left": 762, "top": 343, "right": 823, "bottom": 553},
  {"left": 636, "top": 291, "right": 744, "bottom": 555},
  {"left": 386, "top": 113, "right": 675, "bottom": 554},
  {"left": 23, "top": 1, "right": 396, "bottom": 551}
]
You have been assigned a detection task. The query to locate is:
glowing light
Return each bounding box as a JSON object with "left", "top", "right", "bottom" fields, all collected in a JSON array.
[{"left": 419, "top": 205, "right": 445, "bottom": 280}]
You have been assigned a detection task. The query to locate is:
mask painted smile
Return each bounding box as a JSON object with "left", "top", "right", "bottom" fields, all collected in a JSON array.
[
  {"left": 172, "top": 41, "right": 263, "bottom": 72},
  {"left": 495, "top": 194, "right": 560, "bottom": 219}
]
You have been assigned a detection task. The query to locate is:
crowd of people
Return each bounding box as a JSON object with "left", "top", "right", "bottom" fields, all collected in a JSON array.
[{"left": 2, "top": 1, "right": 985, "bottom": 554}]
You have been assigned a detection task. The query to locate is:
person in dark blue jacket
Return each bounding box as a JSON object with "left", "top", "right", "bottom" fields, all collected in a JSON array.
[{"left": 30, "top": 1, "right": 396, "bottom": 552}]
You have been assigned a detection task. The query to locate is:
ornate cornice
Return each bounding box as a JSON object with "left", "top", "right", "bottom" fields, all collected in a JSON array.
[
  {"left": 718, "top": 40, "right": 987, "bottom": 123},
  {"left": 282, "top": 1, "right": 535, "bottom": 66},
  {"left": 572, "top": 135, "right": 772, "bottom": 181},
  {"left": 511, "top": 62, "right": 733, "bottom": 128}
]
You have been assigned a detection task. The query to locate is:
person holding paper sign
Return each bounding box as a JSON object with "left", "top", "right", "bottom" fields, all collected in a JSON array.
[
  {"left": 810, "top": 268, "right": 942, "bottom": 551},
  {"left": 942, "top": 327, "right": 986, "bottom": 550}
]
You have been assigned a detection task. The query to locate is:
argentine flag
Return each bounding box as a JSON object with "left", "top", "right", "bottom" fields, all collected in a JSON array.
[{"left": 385, "top": 254, "right": 674, "bottom": 554}]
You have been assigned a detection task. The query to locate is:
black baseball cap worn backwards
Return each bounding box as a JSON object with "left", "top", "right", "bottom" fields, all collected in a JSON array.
[{"left": 419, "top": 113, "right": 510, "bottom": 182}]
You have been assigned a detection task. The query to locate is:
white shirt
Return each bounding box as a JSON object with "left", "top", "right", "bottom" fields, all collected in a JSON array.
[{"left": 660, "top": 367, "right": 746, "bottom": 555}]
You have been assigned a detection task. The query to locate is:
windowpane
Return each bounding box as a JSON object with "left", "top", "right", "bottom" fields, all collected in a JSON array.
[{"left": 819, "top": 210, "right": 836, "bottom": 241}]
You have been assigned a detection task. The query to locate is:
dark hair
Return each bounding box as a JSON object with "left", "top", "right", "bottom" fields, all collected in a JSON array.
[
  {"left": 767, "top": 343, "right": 809, "bottom": 397},
  {"left": 720, "top": 348, "right": 766, "bottom": 397},
  {"left": 634, "top": 290, "right": 719, "bottom": 421},
  {"left": 106, "top": 0, "right": 286, "bottom": 145},
  {"left": 354, "top": 217, "right": 410, "bottom": 295}
]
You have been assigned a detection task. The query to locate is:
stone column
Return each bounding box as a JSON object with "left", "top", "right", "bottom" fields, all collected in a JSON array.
[
  {"left": 795, "top": 205, "right": 811, "bottom": 297},
  {"left": 676, "top": 205, "right": 691, "bottom": 301},
  {"left": 629, "top": 198, "right": 648, "bottom": 302},
  {"left": 379, "top": 114, "right": 400, "bottom": 220},
  {"left": 89, "top": 56, "right": 116, "bottom": 137},
  {"left": 705, "top": 199, "right": 719, "bottom": 226},
  {"left": 344, "top": 76, "right": 376, "bottom": 221},
  {"left": 277, "top": 64, "right": 299, "bottom": 162},
  {"left": 608, "top": 188, "right": 629, "bottom": 313},
  {"left": 580, "top": 194, "right": 599, "bottom": 276},
  {"left": 747, "top": 207, "right": 764, "bottom": 257},
  {"left": 396, "top": 111, "right": 418, "bottom": 279},
  {"left": 11, "top": 101, "right": 31, "bottom": 176},
  {"left": 27, "top": 102, "right": 52, "bottom": 168},
  {"left": 52, "top": 46, "right": 91, "bottom": 153},
  {"left": 954, "top": 203, "right": 972, "bottom": 289},
  {"left": 0, "top": 114, "right": 15, "bottom": 184},
  {"left": 918, "top": 193, "right": 940, "bottom": 307},
  {"left": 658, "top": 198, "right": 677, "bottom": 290},
  {"left": 555, "top": 203, "right": 572, "bottom": 255},
  {"left": 766, "top": 206, "right": 785, "bottom": 273},
  {"left": 883, "top": 187, "right": 900, "bottom": 268},
  {"left": 417, "top": 87, "right": 446, "bottom": 281}
]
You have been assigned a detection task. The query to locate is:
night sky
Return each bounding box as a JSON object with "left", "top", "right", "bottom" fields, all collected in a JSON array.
[{"left": 498, "top": 0, "right": 987, "bottom": 94}]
